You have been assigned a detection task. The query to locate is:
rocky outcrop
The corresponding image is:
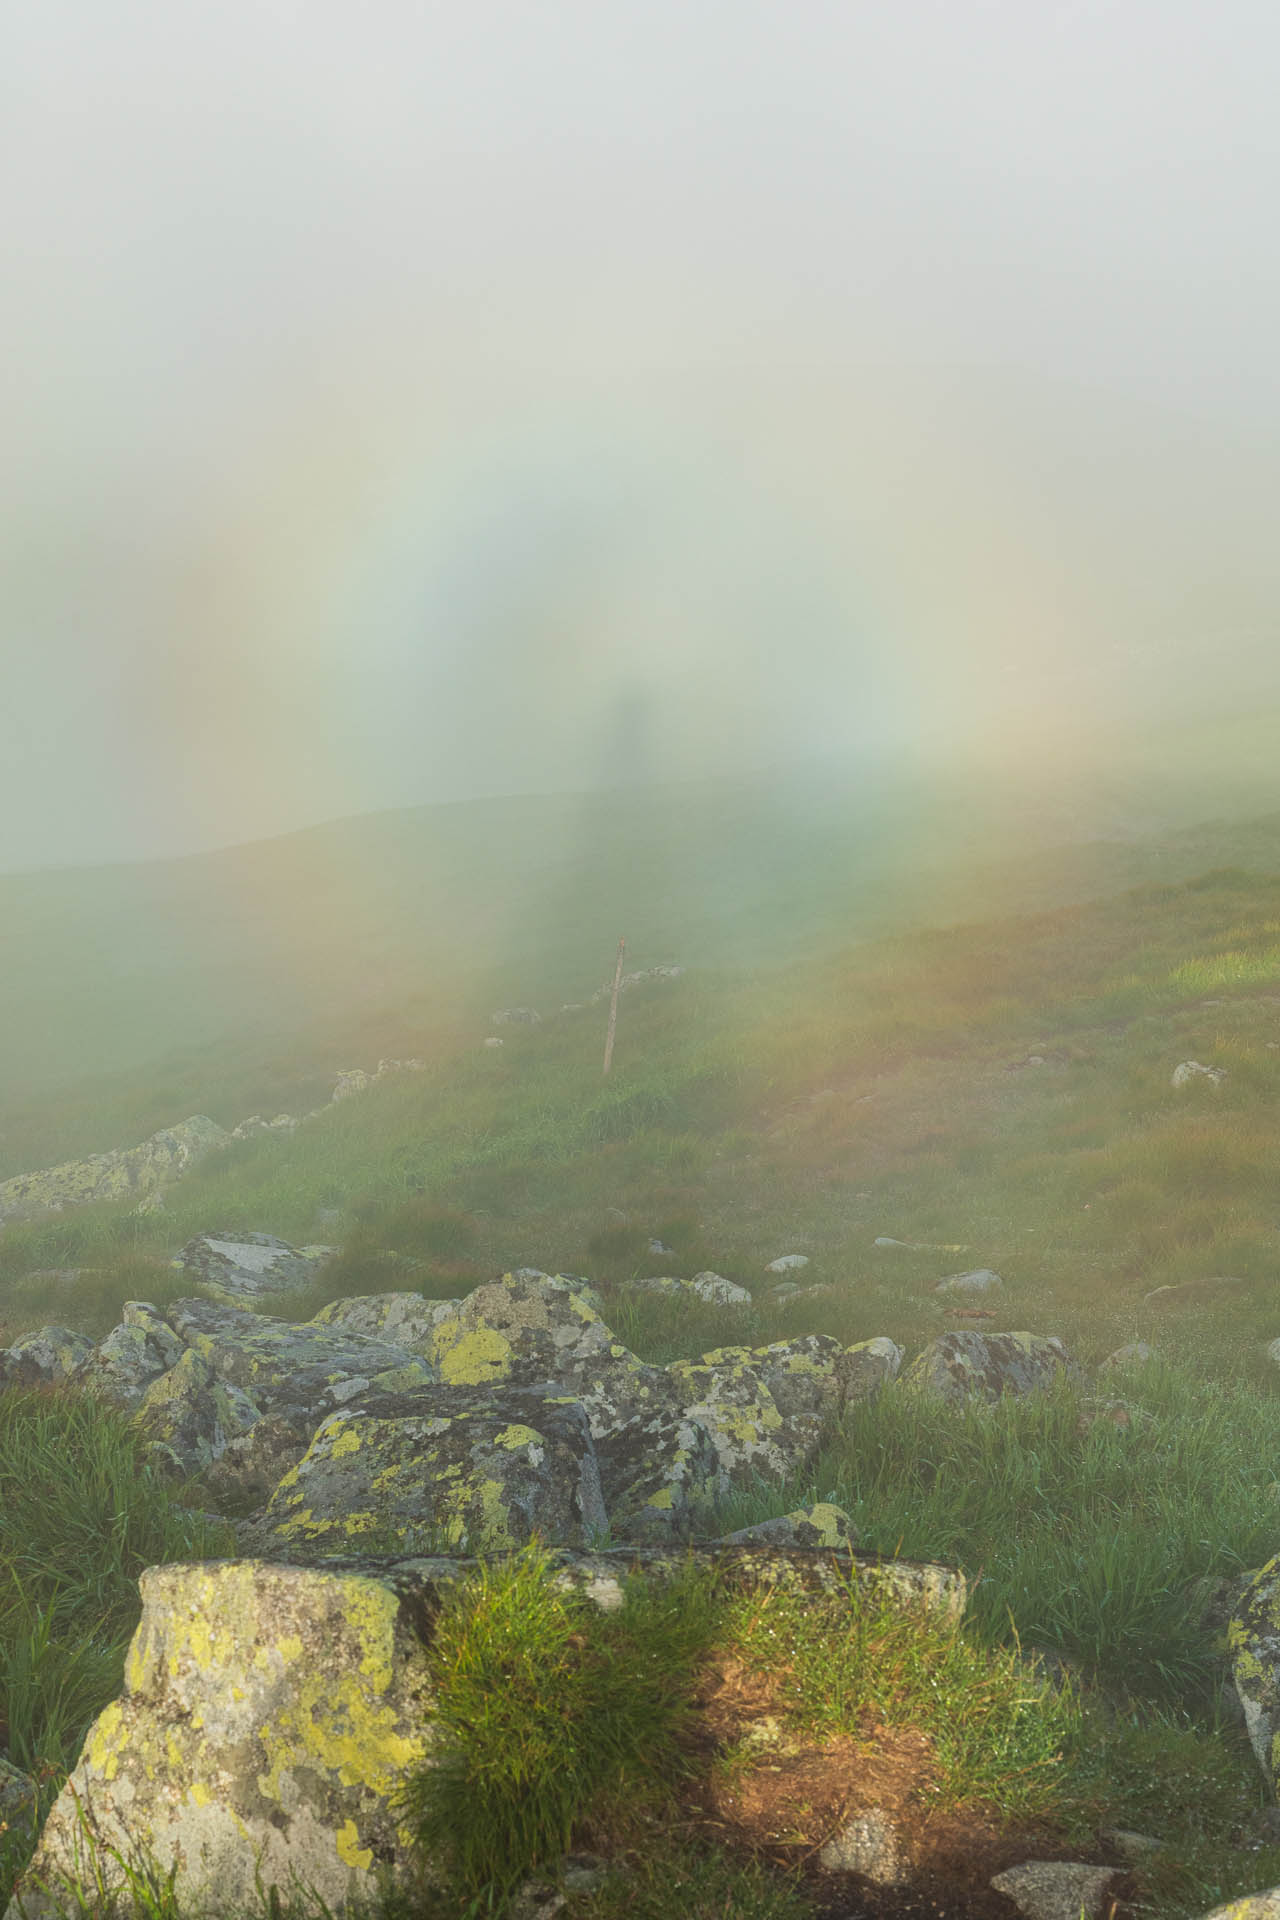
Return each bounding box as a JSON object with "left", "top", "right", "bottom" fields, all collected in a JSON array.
[
  {"left": 0, "top": 1060, "right": 430, "bottom": 1232},
  {"left": 6, "top": 1541, "right": 964, "bottom": 1920},
  {"left": 0, "top": 1266, "right": 1127, "bottom": 1920},
  {"left": 0, "top": 1117, "right": 231, "bottom": 1225}
]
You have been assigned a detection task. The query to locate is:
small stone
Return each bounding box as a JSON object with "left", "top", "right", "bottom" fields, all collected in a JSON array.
[
  {"left": 483, "top": 1037, "right": 504, "bottom": 1049},
  {"left": 648, "top": 1238, "right": 675, "bottom": 1256},
  {"left": 989, "top": 1860, "right": 1122, "bottom": 1920},
  {"left": 934, "top": 1268, "right": 1003, "bottom": 1295},
  {"left": 1099, "top": 1827, "right": 1163, "bottom": 1861},
  {"left": 688, "top": 1271, "right": 752, "bottom": 1306},
  {"left": 765, "top": 1254, "right": 810, "bottom": 1272},
  {"left": 818, "top": 1807, "right": 910, "bottom": 1884},
  {"left": 1172, "top": 1059, "right": 1226, "bottom": 1088},
  {"left": 1100, "top": 1341, "right": 1156, "bottom": 1370}
]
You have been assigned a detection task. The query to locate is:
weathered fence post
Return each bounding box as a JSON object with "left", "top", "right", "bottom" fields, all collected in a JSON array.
[{"left": 602, "top": 936, "right": 626, "bottom": 1076}]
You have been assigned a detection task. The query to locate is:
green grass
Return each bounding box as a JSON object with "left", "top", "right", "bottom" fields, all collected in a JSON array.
[{"left": 15, "top": 853, "right": 1280, "bottom": 1910}]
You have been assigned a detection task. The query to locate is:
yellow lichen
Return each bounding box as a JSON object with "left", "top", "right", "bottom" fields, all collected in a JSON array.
[
  {"left": 335, "top": 1819, "right": 373, "bottom": 1870},
  {"left": 433, "top": 1327, "right": 513, "bottom": 1384}
]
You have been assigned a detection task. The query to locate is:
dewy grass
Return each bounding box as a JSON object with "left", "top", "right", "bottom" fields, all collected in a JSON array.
[
  {"left": 391, "top": 1539, "right": 724, "bottom": 1912},
  {"left": 829, "top": 1363, "right": 1280, "bottom": 1699}
]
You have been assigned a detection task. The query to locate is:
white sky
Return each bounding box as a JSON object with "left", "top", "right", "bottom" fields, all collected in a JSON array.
[{"left": 4, "top": 2, "right": 1280, "bottom": 871}]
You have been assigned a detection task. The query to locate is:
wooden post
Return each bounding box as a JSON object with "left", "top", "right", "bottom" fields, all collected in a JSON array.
[{"left": 602, "top": 936, "right": 626, "bottom": 1076}]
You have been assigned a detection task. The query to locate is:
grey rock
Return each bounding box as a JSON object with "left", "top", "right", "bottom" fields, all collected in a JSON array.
[
  {"left": 989, "top": 1860, "right": 1122, "bottom": 1919},
  {"left": 0, "top": 1325, "right": 95, "bottom": 1389},
  {"left": 0, "top": 1115, "right": 230, "bottom": 1225},
  {"left": 1100, "top": 1341, "right": 1157, "bottom": 1371},
  {"left": 933, "top": 1267, "right": 1003, "bottom": 1296},
  {"left": 901, "top": 1331, "right": 1075, "bottom": 1405},
  {"left": 171, "top": 1231, "right": 337, "bottom": 1302},
  {"left": 818, "top": 1806, "right": 910, "bottom": 1882},
  {"left": 1172, "top": 1059, "right": 1227, "bottom": 1088}
]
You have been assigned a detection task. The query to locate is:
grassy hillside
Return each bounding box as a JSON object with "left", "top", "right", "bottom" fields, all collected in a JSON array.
[
  {"left": 10, "top": 738, "right": 1280, "bottom": 1178},
  {"left": 12, "top": 791, "right": 1280, "bottom": 1912}
]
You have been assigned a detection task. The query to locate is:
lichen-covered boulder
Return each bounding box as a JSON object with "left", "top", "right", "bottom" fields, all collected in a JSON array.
[
  {"left": 0, "top": 1116, "right": 230, "bottom": 1225},
  {"left": 425, "top": 1272, "right": 644, "bottom": 1396},
  {"left": 172, "top": 1232, "right": 337, "bottom": 1303},
  {"left": 237, "top": 1382, "right": 609, "bottom": 1559},
  {"left": 900, "top": 1331, "right": 1075, "bottom": 1405},
  {"left": 2, "top": 1540, "right": 960, "bottom": 1920},
  {"left": 622, "top": 1272, "right": 752, "bottom": 1308},
  {"left": 1197, "top": 1892, "right": 1280, "bottom": 1919},
  {"left": 665, "top": 1345, "right": 829, "bottom": 1496},
  {"left": 835, "top": 1337, "right": 904, "bottom": 1401},
  {"left": 0, "top": 1326, "right": 95, "bottom": 1389},
  {"left": 69, "top": 1303, "right": 185, "bottom": 1410},
  {"left": 689, "top": 1271, "right": 752, "bottom": 1306},
  {"left": 131, "top": 1348, "right": 263, "bottom": 1478},
  {"left": 711, "top": 1501, "right": 857, "bottom": 1550},
  {"left": 589, "top": 1392, "right": 728, "bottom": 1544},
  {"left": 307, "top": 1290, "right": 460, "bottom": 1348},
  {"left": 162, "top": 1297, "right": 436, "bottom": 1414},
  {"left": 5, "top": 1560, "right": 443, "bottom": 1920},
  {"left": 1228, "top": 1555, "right": 1280, "bottom": 1788}
]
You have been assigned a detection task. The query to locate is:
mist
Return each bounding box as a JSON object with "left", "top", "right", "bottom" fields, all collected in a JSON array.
[{"left": 4, "top": 1, "right": 1280, "bottom": 873}]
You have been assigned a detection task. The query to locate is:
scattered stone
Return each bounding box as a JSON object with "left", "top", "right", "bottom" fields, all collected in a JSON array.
[
  {"left": 765, "top": 1254, "right": 810, "bottom": 1272},
  {"left": 933, "top": 1267, "right": 1003, "bottom": 1296},
  {"left": 483, "top": 1036, "right": 504, "bottom": 1048},
  {"left": 1172, "top": 1060, "right": 1227, "bottom": 1088},
  {"left": 491, "top": 1006, "right": 541, "bottom": 1025},
  {"left": 648, "top": 1237, "right": 675, "bottom": 1256}
]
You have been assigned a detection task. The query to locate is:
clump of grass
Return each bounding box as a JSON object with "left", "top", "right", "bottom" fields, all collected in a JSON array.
[{"left": 392, "top": 1538, "right": 726, "bottom": 1914}]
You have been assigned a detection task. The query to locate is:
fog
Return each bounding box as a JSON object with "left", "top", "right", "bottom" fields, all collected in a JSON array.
[{"left": 4, "top": 1, "right": 1280, "bottom": 873}]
